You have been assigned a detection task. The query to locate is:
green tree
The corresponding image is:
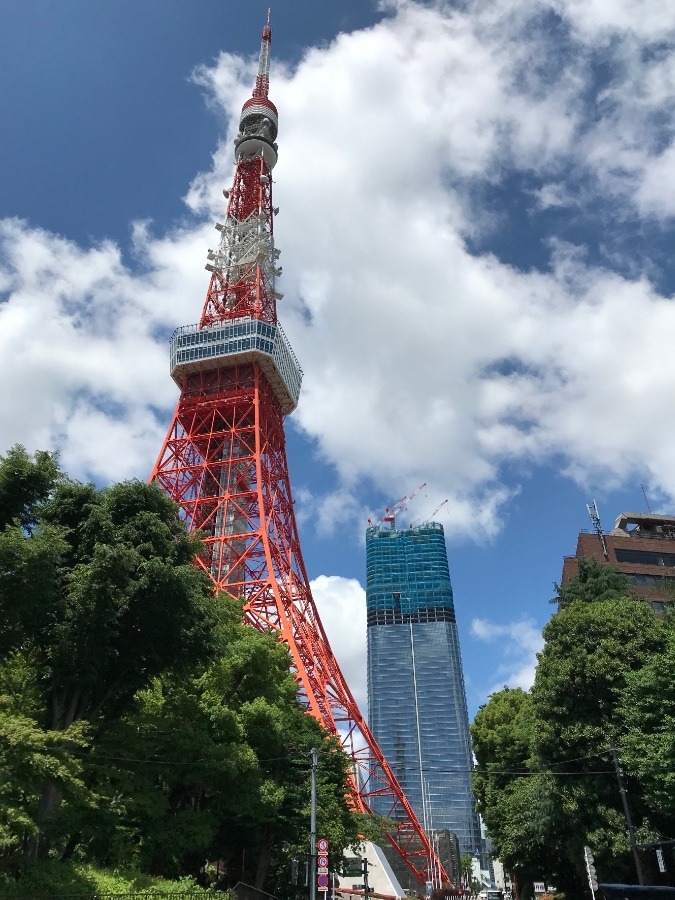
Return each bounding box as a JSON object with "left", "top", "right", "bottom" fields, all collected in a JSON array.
[
  {"left": 0, "top": 701, "right": 90, "bottom": 856},
  {"left": 459, "top": 853, "right": 474, "bottom": 888},
  {"left": 531, "top": 597, "right": 666, "bottom": 891},
  {"left": 473, "top": 560, "right": 670, "bottom": 896},
  {"left": 619, "top": 624, "right": 675, "bottom": 837},
  {"left": 554, "top": 557, "right": 633, "bottom": 609},
  {"left": 0, "top": 448, "right": 368, "bottom": 889},
  {"left": 73, "top": 598, "right": 366, "bottom": 892},
  {"left": 472, "top": 689, "right": 560, "bottom": 895},
  {"left": 0, "top": 448, "right": 219, "bottom": 859},
  {"left": 0, "top": 445, "right": 59, "bottom": 531}
]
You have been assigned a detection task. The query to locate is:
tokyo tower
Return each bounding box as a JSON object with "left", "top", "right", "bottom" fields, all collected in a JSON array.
[{"left": 150, "top": 15, "right": 446, "bottom": 886}]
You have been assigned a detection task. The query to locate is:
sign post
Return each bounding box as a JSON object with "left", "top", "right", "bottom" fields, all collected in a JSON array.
[
  {"left": 317, "top": 839, "right": 329, "bottom": 900},
  {"left": 310, "top": 751, "right": 319, "bottom": 900}
]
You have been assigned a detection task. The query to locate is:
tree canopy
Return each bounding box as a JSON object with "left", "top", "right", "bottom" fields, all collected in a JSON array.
[
  {"left": 473, "top": 559, "right": 675, "bottom": 898},
  {"left": 0, "top": 446, "right": 366, "bottom": 892},
  {"left": 554, "top": 556, "right": 633, "bottom": 609}
]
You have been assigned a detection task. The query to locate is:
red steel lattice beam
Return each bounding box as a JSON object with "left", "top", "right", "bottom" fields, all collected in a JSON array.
[{"left": 150, "top": 16, "right": 448, "bottom": 887}]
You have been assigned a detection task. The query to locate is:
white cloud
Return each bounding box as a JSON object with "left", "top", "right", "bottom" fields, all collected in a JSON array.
[
  {"left": 0, "top": 217, "right": 207, "bottom": 483},
  {"left": 0, "top": 0, "right": 674, "bottom": 534},
  {"left": 311, "top": 575, "right": 368, "bottom": 715},
  {"left": 549, "top": 0, "right": 675, "bottom": 41},
  {"left": 471, "top": 616, "right": 545, "bottom": 694}
]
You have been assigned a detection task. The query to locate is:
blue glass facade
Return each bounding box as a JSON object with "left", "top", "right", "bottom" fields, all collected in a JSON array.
[{"left": 366, "top": 522, "right": 481, "bottom": 855}]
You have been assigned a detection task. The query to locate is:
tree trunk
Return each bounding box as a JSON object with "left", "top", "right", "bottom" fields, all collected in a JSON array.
[
  {"left": 26, "top": 781, "right": 63, "bottom": 860},
  {"left": 60, "top": 831, "right": 81, "bottom": 861},
  {"left": 254, "top": 825, "right": 275, "bottom": 889},
  {"left": 25, "top": 688, "right": 83, "bottom": 859}
]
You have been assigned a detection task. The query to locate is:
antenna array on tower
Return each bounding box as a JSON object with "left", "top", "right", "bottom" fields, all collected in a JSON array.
[{"left": 587, "top": 499, "right": 609, "bottom": 559}]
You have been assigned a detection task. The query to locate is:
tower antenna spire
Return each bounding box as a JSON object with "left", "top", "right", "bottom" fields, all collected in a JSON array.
[{"left": 254, "top": 10, "right": 273, "bottom": 100}]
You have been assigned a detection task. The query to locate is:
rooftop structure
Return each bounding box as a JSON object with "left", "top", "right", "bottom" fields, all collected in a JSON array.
[{"left": 561, "top": 509, "right": 675, "bottom": 613}]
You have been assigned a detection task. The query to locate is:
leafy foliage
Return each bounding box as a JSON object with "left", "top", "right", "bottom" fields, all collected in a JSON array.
[
  {"left": 0, "top": 447, "right": 364, "bottom": 894},
  {"left": 0, "top": 859, "right": 210, "bottom": 895},
  {"left": 554, "top": 556, "right": 633, "bottom": 609},
  {"left": 472, "top": 689, "right": 558, "bottom": 888},
  {"left": 619, "top": 627, "right": 675, "bottom": 834},
  {"left": 531, "top": 596, "right": 665, "bottom": 890},
  {"left": 0, "top": 702, "right": 90, "bottom": 854},
  {"left": 73, "top": 598, "right": 366, "bottom": 888},
  {"left": 0, "top": 445, "right": 59, "bottom": 531},
  {"left": 473, "top": 559, "right": 674, "bottom": 897}
]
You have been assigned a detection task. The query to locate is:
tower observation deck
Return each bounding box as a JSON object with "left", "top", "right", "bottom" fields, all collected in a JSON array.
[{"left": 150, "top": 16, "right": 446, "bottom": 886}]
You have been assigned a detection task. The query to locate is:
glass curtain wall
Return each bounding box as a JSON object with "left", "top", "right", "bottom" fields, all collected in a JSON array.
[{"left": 366, "top": 523, "right": 482, "bottom": 854}]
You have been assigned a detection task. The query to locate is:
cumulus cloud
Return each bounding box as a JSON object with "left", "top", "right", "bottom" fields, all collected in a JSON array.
[
  {"left": 0, "top": 0, "right": 674, "bottom": 534},
  {"left": 549, "top": 0, "right": 675, "bottom": 41},
  {"left": 311, "top": 575, "right": 368, "bottom": 714},
  {"left": 0, "top": 217, "right": 212, "bottom": 483},
  {"left": 471, "top": 617, "right": 545, "bottom": 695}
]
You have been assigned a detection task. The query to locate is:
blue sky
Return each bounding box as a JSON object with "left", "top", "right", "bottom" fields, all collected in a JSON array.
[{"left": 2, "top": 0, "right": 675, "bottom": 720}]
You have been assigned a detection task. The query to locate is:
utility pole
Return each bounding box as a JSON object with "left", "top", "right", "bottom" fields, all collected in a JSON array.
[
  {"left": 610, "top": 745, "right": 645, "bottom": 885},
  {"left": 310, "top": 747, "right": 318, "bottom": 900}
]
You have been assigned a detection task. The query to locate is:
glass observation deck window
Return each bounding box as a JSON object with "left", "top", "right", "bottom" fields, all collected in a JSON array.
[{"left": 169, "top": 317, "right": 303, "bottom": 415}]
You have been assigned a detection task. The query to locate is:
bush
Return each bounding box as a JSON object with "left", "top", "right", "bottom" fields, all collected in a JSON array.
[{"left": 0, "top": 860, "right": 211, "bottom": 896}]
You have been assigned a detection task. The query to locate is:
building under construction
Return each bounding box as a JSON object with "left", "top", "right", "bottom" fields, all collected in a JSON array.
[{"left": 366, "top": 518, "right": 482, "bottom": 869}]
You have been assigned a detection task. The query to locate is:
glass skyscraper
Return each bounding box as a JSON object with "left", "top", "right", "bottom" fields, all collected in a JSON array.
[{"left": 366, "top": 521, "right": 481, "bottom": 855}]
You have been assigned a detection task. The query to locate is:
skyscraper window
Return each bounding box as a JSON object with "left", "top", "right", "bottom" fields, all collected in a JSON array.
[{"left": 366, "top": 522, "right": 481, "bottom": 855}]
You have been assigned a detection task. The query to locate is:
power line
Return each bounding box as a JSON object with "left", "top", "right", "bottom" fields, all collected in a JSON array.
[{"left": 72, "top": 751, "right": 617, "bottom": 778}]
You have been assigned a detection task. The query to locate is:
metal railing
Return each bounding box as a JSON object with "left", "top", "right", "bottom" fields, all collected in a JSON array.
[{"left": 0, "top": 893, "right": 211, "bottom": 900}]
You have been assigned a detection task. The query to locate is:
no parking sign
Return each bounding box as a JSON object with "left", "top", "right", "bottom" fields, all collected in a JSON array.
[{"left": 317, "top": 839, "right": 329, "bottom": 893}]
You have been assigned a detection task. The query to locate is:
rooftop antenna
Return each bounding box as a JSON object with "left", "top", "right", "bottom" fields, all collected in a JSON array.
[
  {"left": 640, "top": 483, "right": 652, "bottom": 514},
  {"left": 587, "top": 499, "right": 609, "bottom": 559}
]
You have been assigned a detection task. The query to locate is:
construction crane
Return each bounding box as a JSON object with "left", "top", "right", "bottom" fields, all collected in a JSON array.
[
  {"left": 410, "top": 498, "right": 449, "bottom": 528},
  {"left": 368, "top": 482, "right": 427, "bottom": 529}
]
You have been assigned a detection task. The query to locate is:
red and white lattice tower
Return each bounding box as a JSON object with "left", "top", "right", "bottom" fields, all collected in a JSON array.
[{"left": 150, "top": 16, "right": 446, "bottom": 885}]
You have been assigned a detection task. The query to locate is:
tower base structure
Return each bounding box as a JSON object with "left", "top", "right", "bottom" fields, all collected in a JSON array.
[{"left": 151, "top": 358, "right": 446, "bottom": 883}]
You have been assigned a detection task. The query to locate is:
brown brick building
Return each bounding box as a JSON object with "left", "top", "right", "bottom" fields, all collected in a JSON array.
[{"left": 561, "top": 511, "right": 675, "bottom": 614}]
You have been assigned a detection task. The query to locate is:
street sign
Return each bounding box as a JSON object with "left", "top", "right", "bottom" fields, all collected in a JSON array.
[
  {"left": 318, "top": 855, "right": 329, "bottom": 868},
  {"left": 318, "top": 874, "right": 329, "bottom": 889},
  {"left": 317, "top": 838, "right": 329, "bottom": 852},
  {"left": 318, "top": 868, "right": 329, "bottom": 875},
  {"left": 341, "top": 857, "right": 364, "bottom": 877}
]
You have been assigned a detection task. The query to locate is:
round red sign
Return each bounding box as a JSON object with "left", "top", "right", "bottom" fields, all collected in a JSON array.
[
  {"left": 318, "top": 875, "right": 329, "bottom": 889},
  {"left": 317, "top": 838, "right": 329, "bottom": 852},
  {"left": 318, "top": 855, "right": 329, "bottom": 868}
]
